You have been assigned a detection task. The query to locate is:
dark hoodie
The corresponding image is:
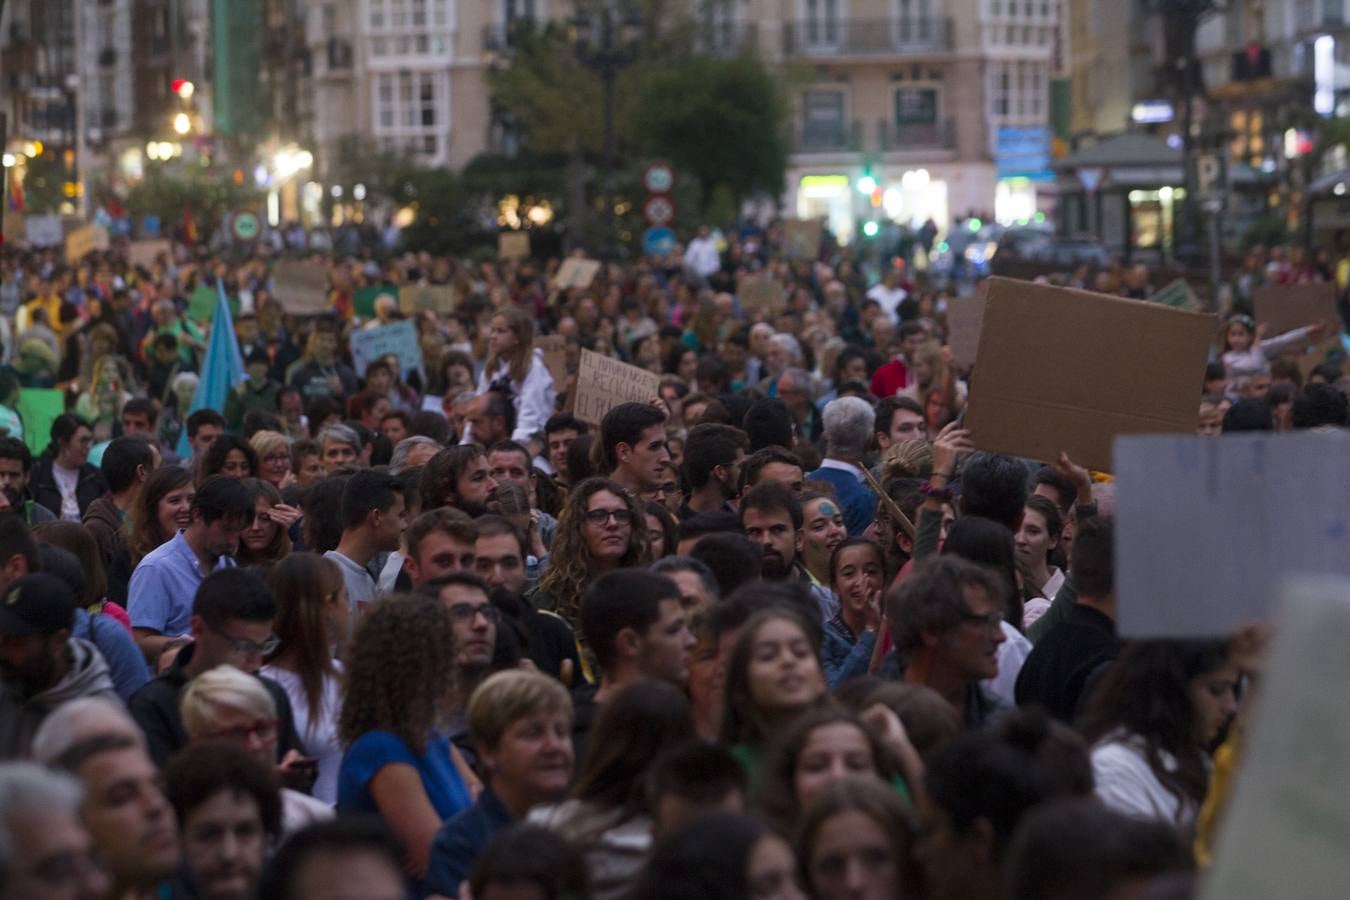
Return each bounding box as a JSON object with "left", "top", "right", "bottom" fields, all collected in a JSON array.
[
  {"left": 0, "top": 637, "right": 116, "bottom": 759},
  {"left": 82, "top": 495, "right": 125, "bottom": 572}
]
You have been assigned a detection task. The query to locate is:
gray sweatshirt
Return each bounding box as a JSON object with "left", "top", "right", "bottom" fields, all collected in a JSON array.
[{"left": 0, "top": 637, "right": 117, "bottom": 759}]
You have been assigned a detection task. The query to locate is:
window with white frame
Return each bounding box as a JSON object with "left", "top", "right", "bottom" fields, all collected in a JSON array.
[
  {"left": 504, "top": 0, "right": 538, "bottom": 22},
  {"left": 367, "top": 0, "right": 452, "bottom": 59},
  {"left": 804, "top": 0, "right": 840, "bottom": 45},
  {"left": 373, "top": 69, "right": 448, "bottom": 160},
  {"left": 988, "top": 59, "right": 1048, "bottom": 123}
]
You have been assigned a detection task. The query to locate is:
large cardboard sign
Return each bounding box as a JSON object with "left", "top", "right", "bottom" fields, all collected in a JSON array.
[
  {"left": 65, "top": 224, "right": 109, "bottom": 264},
  {"left": 351, "top": 319, "right": 424, "bottom": 381},
  {"left": 128, "top": 239, "right": 172, "bottom": 270},
  {"left": 962, "top": 277, "right": 1215, "bottom": 471},
  {"left": 783, "top": 219, "right": 822, "bottom": 259},
  {"left": 945, "top": 284, "right": 987, "bottom": 369},
  {"left": 272, "top": 262, "right": 331, "bottom": 315},
  {"left": 572, "top": 349, "right": 661, "bottom": 425},
  {"left": 739, "top": 274, "right": 786, "bottom": 319},
  {"left": 553, "top": 258, "right": 601, "bottom": 291},
  {"left": 1200, "top": 576, "right": 1350, "bottom": 899},
  {"left": 1152, "top": 278, "right": 1200, "bottom": 312},
  {"left": 1116, "top": 430, "right": 1350, "bottom": 638},
  {"left": 534, "top": 335, "right": 568, "bottom": 390},
  {"left": 1253, "top": 283, "right": 1339, "bottom": 376},
  {"left": 24, "top": 215, "right": 63, "bottom": 248},
  {"left": 498, "top": 231, "right": 531, "bottom": 260},
  {"left": 398, "top": 284, "right": 456, "bottom": 315}
]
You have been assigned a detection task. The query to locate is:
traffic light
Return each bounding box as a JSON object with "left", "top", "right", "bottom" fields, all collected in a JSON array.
[
  {"left": 862, "top": 220, "right": 880, "bottom": 238},
  {"left": 171, "top": 79, "right": 195, "bottom": 99}
]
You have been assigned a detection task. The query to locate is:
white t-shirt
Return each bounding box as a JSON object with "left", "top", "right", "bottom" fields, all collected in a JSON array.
[
  {"left": 260, "top": 665, "right": 344, "bottom": 806},
  {"left": 984, "top": 620, "right": 1032, "bottom": 706},
  {"left": 52, "top": 463, "right": 81, "bottom": 521},
  {"left": 1092, "top": 733, "right": 1199, "bottom": 830},
  {"left": 866, "top": 283, "right": 908, "bottom": 325}
]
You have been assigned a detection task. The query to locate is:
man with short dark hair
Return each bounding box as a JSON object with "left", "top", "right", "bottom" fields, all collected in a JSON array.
[
  {"left": 649, "top": 741, "right": 748, "bottom": 840},
  {"left": 742, "top": 398, "right": 794, "bottom": 452},
  {"left": 579, "top": 569, "right": 695, "bottom": 709},
  {"left": 486, "top": 439, "right": 558, "bottom": 547},
  {"left": 186, "top": 409, "right": 226, "bottom": 460},
  {"left": 886, "top": 555, "right": 1008, "bottom": 729},
  {"left": 463, "top": 389, "right": 514, "bottom": 449},
  {"left": 739, "top": 445, "right": 804, "bottom": 496},
  {"left": 288, "top": 318, "right": 359, "bottom": 402},
  {"left": 255, "top": 818, "right": 406, "bottom": 900},
  {"left": 738, "top": 480, "right": 836, "bottom": 619},
  {"left": 380, "top": 409, "right": 411, "bottom": 447},
  {"left": 420, "top": 445, "right": 498, "bottom": 518},
  {"left": 403, "top": 508, "right": 478, "bottom": 589},
  {"left": 1015, "top": 518, "right": 1120, "bottom": 722},
  {"left": 595, "top": 402, "right": 669, "bottom": 499},
  {"left": 0, "top": 435, "right": 54, "bottom": 525},
  {"left": 128, "top": 568, "right": 304, "bottom": 766},
  {"left": 84, "top": 435, "right": 157, "bottom": 573},
  {"left": 129, "top": 475, "right": 253, "bottom": 660},
  {"left": 542, "top": 413, "right": 587, "bottom": 483},
  {"left": 874, "top": 396, "right": 928, "bottom": 451},
  {"left": 325, "top": 470, "right": 407, "bottom": 617},
  {"left": 869, "top": 320, "right": 927, "bottom": 398},
  {"left": 120, "top": 397, "right": 157, "bottom": 437},
  {"left": 421, "top": 572, "right": 499, "bottom": 709},
  {"left": 679, "top": 423, "right": 748, "bottom": 519},
  {"left": 0, "top": 574, "right": 118, "bottom": 759}
]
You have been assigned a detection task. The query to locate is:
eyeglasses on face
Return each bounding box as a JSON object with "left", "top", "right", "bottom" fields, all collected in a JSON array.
[
  {"left": 208, "top": 623, "right": 280, "bottom": 657},
  {"left": 446, "top": 602, "right": 501, "bottom": 624},
  {"left": 583, "top": 508, "right": 633, "bottom": 526}
]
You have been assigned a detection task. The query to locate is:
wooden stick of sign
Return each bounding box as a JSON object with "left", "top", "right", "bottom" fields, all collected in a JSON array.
[{"left": 860, "top": 465, "right": 915, "bottom": 540}]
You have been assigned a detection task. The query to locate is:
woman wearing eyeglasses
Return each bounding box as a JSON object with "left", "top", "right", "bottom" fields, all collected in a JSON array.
[
  {"left": 250, "top": 429, "right": 295, "bottom": 491},
  {"left": 261, "top": 553, "right": 348, "bottom": 805},
  {"left": 529, "top": 477, "right": 650, "bottom": 635},
  {"left": 179, "top": 664, "right": 335, "bottom": 834}
]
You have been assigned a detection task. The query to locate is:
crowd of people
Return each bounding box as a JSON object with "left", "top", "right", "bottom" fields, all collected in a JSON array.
[{"left": 0, "top": 224, "right": 1340, "bottom": 900}]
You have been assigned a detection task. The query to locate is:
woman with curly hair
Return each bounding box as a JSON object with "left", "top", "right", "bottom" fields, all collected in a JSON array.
[
  {"left": 338, "top": 594, "right": 480, "bottom": 884},
  {"left": 198, "top": 433, "right": 259, "bottom": 482},
  {"left": 527, "top": 478, "right": 649, "bottom": 628}
]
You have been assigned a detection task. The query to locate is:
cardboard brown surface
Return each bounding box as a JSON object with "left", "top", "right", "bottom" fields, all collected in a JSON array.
[
  {"left": 499, "top": 231, "right": 531, "bottom": 260},
  {"left": 1151, "top": 278, "right": 1201, "bottom": 312},
  {"left": 128, "top": 239, "right": 172, "bottom": 270},
  {"left": 64, "top": 225, "right": 109, "bottom": 265},
  {"left": 962, "top": 277, "right": 1216, "bottom": 472},
  {"left": 946, "top": 284, "right": 987, "bottom": 369},
  {"left": 739, "top": 274, "right": 786, "bottom": 319},
  {"left": 272, "top": 262, "right": 331, "bottom": 315},
  {"left": 1253, "top": 283, "right": 1339, "bottom": 378},
  {"left": 534, "top": 335, "right": 568, "bottom": 390},
  {"left": 573, "top": 349, "right": 661, "bottom": 425},
  {"left": 398, "top": 284, "right": 457, "bottom": 315},
  {"left": 553, "top": 259, "right": 601, "bottom": 291},
  {"left": 783, "top": 219, "right": 823, "bottom": 259}
]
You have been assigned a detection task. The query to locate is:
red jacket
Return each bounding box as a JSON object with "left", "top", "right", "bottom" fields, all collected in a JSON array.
[{"left": 870, "top": 358, "right": 911, "bottom": 399}]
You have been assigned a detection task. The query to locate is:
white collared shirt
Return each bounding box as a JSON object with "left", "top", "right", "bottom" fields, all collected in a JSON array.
[{"left": 818, "top": 458, "right": 865, "bottom": 482}]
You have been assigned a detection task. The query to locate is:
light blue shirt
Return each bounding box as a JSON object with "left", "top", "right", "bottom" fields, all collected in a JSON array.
[{"left": 128, "top": 531, "right": 236, "bottom": 636}]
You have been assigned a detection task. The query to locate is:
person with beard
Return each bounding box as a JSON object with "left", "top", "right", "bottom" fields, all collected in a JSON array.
[
  {"left": 678, "top": 423, "right": 748, "bottom": 520},
  {"left": 0, "top": 574, "right": 118, "bottom": 759},
  {"left": 462, "top": 389, "right": 515, "bottom": 450},
  {"left": 324, "top": 470, "right": 407, "bottom": 620},
  {"left": 164, "top": 740, "right": 283, "bottom": 900},
  {"left": 0, "top": 436, "right": 56, "bottom": 525},
  {"left": 420, "top": 445, "right": 499, "bottom": 519},
  {"left": 82, "top": 434, "right": 158, "bottom": 574},
  {"left": 738, "top": 480, "right": 838, "bottom": 622}
]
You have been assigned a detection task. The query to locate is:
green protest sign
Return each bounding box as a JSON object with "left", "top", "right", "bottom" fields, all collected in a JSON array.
[{"left": 17, "top": 388, "right": 66, "bottom": 457}]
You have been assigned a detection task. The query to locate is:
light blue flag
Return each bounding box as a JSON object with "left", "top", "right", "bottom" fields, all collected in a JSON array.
[{"left": 176, "top": 281, "right": 245, "bottom": 459}]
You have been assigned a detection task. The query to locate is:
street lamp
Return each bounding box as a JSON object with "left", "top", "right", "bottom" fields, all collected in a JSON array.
[
  {"left": 574, "top": 2, "right": 643, "bottom": 259},
  {"left": 173, "top": 113, "right": 191, "bottom": 136}
]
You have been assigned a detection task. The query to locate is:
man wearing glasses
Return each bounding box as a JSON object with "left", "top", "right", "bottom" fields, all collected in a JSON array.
[
  {"left": 128, "top": 568, "right": 306, "bottom": 767},
  {"left": 884, "top": 555, "right": 1009, "bottom": 731}
]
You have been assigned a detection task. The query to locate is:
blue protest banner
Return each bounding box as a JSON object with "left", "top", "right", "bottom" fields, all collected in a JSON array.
[{"left": 350, "top": 319, "right": 424, "bottom": 383}]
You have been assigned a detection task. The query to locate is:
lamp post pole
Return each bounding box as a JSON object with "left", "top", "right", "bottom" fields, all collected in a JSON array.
[{"left": 576, "top": 3, "right": 638, "bottom": 261}]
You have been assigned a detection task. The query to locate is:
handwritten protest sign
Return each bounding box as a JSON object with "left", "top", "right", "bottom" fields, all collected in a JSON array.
[
  {"left": 499, "top": 231, "right": 531, "bottom": 260},
  {"left": 128, "top": 239, "right": 171, "bottom": 270},
  {"left": 65, "top": 224, "right": 109, "bottom": 264},
  {"left": 1116, "top": 430, "right": 1350, "bottom": 637},
  {"left": 534, "top": 335, "right": 568, "bottom": 390},
  {"left": 783, "top": 219, "right": 822, "bottom": 259},
  {"left": 739, "top": 275, "right": 786, "bottom": 319},
  {"left": 1200, "top": 576, "right": 1350, "bottom": 900},
  {"left": 573, "top": 349, "right": 661, "bottom": 425},
  {"left": 1151, "top": 278, "right": 1200, "bottom": 312},
  {"left": 553, "top": 258, "right": 601, "bottom": 291},
  {"left": 963, "top": 277, "right": 1215, "bottom": 472},
  {"left": 1254, "top": 283, "right": 1339, "bottom": 377},
  {"left": 272, "top": 262, "right": 331, "bottom": 315},
  {"left": 398, "top": 284, "right": 456, "bottom": 315},
  {"left": 945, "top": 285, "right": 987, "bottom": 369},
  {"left": 354, "top": 285, "right": 397, "bottom": 320},
  {"left": 351, "top": 320, "right": 424, "bottom": 382},
  {"left": 23, "top": 215, "right": 63, "bottom": 248}
]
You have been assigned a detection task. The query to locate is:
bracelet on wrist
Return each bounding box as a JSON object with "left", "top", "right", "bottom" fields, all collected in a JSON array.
[{"left": 919, "top": 480, "right": 954, "bottom": 501}]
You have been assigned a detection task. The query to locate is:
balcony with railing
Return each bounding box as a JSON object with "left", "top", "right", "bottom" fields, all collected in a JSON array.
[
  {"left": 878, "top": 117, "right": 956, "bottom": 152},
  {"left": 783, "top": 17, "right": 952, "bottom": 57},
  {"left": 793, "top": 120, "right": 863, "bottom": 154}
]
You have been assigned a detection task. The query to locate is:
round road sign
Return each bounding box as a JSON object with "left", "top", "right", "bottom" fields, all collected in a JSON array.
[
  {"left": 643, "top": 226, "right": 676, "bottom": 257},
  {"left": 643, "top": 161, "right": 675, "bottom": 195},
  {"left": 643, "top": 195, "right": 675, "bottom": 228},
  {"left": 231, "top": 210, "right": 261, "bottom": 242}
]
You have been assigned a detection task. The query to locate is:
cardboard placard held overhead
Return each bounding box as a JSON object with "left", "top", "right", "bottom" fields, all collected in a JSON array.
[
  {"left": 1115, "top": 431, "right": 1350, "bottom": 638},
  {"left": 553, "top": 258, "right": 601, "bottom": 291},
  {"left": 350, "top": 319, "right": 424, "bottom": 382},
  {"left": 533, "top": 335, "right": 568, "bottom": 389},
  {"left": 272, "top": 262, "right": 331, "bottom": 315},
  {"left": 64, "top": 224, "right": 110, "bottom": 264},
  {"left": 1253, "top": 283, "right": 1339, "bottom": 376},
  {"left": 128, "top": 239, "right": 172, "bottom": 270},
  {"left": 962, "top": 277, "right": 1215, "bottom": 472},
  {"left": 739, "top": 274, "right": 786, "bottom": 319},
  {"left": 498, "top": 231, "right": 531, "bottom": 260},
  {"left": 783, "top": 219, "right": 823, "bottom": 260},
  {"left": 572, "top": 349, "right": 662, "bottom": 425},
  {"left": 24, "top": 215, "right": 63, "bottom": 248},
  {"left": 1151, "top": 278, "right": 1200, "bottom": 312},
  {"left": 1199, "top": 576, "right": 1350, "bottom": 900},
  {"left": 945, "top": 284, "right": 987, "bottom": 369},
  {"left": 398, "top": 284, "right": 457, "bottom": 315}
]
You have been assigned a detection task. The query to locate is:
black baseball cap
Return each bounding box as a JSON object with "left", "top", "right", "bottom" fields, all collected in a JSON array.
[{"left": 0, "top": 573, "right": 77, "bottom": 637}]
